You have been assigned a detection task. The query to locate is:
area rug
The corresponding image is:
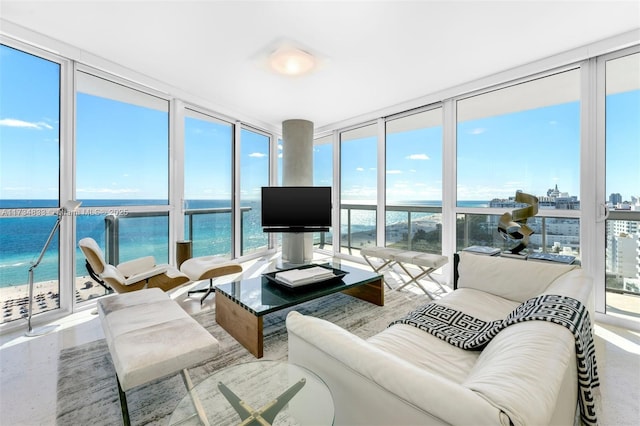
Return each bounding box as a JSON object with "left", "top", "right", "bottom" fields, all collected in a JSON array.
[{"left": 56, "top": 289, "right": 428, "bottom": 425}]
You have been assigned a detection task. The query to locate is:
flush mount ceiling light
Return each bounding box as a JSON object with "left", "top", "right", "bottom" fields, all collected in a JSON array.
[{"left": 268, "top": 46, "right": 316, "bottom": 76}]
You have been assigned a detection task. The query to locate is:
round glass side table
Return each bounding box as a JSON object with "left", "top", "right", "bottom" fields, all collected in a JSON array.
[{"left": 169, "top": 360, "right": 334, "bottom": 425}]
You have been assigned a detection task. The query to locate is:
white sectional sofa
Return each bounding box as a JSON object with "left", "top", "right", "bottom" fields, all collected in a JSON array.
[{"left": 286, "top": 251, "right": 595, "bottom": 425}]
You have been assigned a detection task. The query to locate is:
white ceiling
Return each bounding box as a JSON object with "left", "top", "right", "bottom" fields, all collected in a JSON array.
[{"left": 1, "top": 0, "right": 639, "bottom": 132}]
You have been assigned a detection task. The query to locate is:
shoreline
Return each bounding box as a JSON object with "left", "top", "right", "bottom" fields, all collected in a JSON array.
[{"left": 1, "top": 276, "right": 108, "bottom": 323}]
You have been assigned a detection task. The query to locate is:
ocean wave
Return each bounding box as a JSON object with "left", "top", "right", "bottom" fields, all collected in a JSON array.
[{"left": 0, "top": 261, "right": 29, "bottom": 268}]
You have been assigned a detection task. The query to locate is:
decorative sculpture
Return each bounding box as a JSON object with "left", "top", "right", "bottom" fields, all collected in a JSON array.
[{"left": 498, "top": 191, "right": 539, "bottom": 255}]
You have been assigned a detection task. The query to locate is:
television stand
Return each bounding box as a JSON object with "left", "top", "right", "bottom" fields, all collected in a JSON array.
[
  {"left": 281, "top": 232, "right": 307, "bottom": 266},
  {"left": 276, "top": 259, "right": 310, "bottom": 270},
  {"left": 263, "top": 227, "right": 330, "bottom": 233}
]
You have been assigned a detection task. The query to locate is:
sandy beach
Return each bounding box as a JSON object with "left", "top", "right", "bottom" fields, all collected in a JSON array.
[{"left": 1, "top": 276, "right": 109, "bottom": 323}]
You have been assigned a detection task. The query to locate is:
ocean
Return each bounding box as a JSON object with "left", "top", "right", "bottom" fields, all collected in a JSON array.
[
  {"left": 0, "top": 199, "right": 488, "bottom": 287},
  {"left": 0, "top": 199, "right": 265, "bottom": 287}
]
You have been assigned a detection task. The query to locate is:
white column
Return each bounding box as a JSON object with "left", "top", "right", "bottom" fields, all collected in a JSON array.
[{"left": 282, "top": 119, "right": 314, "bottom": 264}]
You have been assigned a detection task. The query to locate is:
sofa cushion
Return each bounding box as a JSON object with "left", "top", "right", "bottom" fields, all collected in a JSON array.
[
  {"left": 436, "top": 287, "right": 519, "bottom": 321},
  {"left": 368, "top": 324, "right": 479, "bottom": 384},
  {"left": 369, "top": 288, "right": 519, "bottom": 384},
  {"left": 457, "top": 251, "right": 578, "bottom": 302}
]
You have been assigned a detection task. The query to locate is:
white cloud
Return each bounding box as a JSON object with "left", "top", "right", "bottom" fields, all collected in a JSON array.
[
  {"left": 1, "top": 186, "right": 31, "bottom": 191},
  {"left": 77, "top": 188, "right": 140, "bottom": 194},
  {"left": 249, "top": 152, "right": 267, "bottom": 158},
  {"left": 406, "top": 154, "right": 430, "bottom": 160},
  {"left": 0, "top": 118, "right": 54, "bottom": 130},
  {"left": 387, "top": 170, "right": 403, "bottom": 174},
  {"left": 469, "top": 128, "right": 486, "bottom": 135},
  {"left": 356, "top": 167, "right": 364, "bottom": 172}
]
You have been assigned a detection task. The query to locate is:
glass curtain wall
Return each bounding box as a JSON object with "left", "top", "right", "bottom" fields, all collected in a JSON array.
[
  {"left": 0, "top": 40, "right": 278, "bottom": 332},
  {"left": 0, "top": 44, "right": 61, "bottom": 324},
  {"left": 75, "top": 70, "right": 170, "bottom": 301},
  {"left": 184, "top": 109, "right": 234, "bottom": 258},
  {"left": 240, "top": 128, "right": 270, "bottom": 255},
  {"left": 385, "top": 108, "right": 443, "bottom": 253},
  {"left": 603, "top": 51, "right": 640, "bottom": 323},
  {"left": 339, "top": 124, "right": 378, "bottom": 255},
  {"left": 314, "top": 135, "right": 333, "bottom": 249},
  {"left": 456, "top": 69, "right": 582, "bottom": 256}
]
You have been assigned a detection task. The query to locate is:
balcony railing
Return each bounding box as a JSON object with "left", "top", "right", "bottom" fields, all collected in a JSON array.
[
  {"left": 102, "top": 207, "right": 253, "bottom": 264},
  {"left": 93, "top": 206, "right": 640, "bottom": 299},
  {"left": 340, "top": 203, "right": 443, "bottom": 254}
]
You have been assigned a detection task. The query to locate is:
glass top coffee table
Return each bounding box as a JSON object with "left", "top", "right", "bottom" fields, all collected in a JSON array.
[
  {"left": 169, "top": 360, "right": 334, "bottom": 426},
  {"left": 214, "top": 262, "right": 383, "bottom": 357}
]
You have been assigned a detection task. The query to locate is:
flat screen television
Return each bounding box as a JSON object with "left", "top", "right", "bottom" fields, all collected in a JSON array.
[{"left": 261, "top": 186, "right": 332, "bottom": 232}]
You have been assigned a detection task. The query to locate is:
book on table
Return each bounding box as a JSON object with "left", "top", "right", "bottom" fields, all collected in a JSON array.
[
  {"left": 527, "top": 252, "right": 576, "bottom": 264},
  {"left": 500, "top": 251, "right": 528, "bottom": 260},
  {"left": 274, "top": 266, "right": 336, "bottom": 287},
  {"left": 462, "top": 246, "right": 501, "bottom": 256}
]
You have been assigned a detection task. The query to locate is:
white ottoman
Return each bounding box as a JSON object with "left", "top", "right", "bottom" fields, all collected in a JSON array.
[
  {"left": 360, "top": 247, "right": 406, "bottom": 288},
  {"left": 97, "top": 288, "right": 220, "bottom": 425},
  {"left": 393, "top": 251, "right": 448, "bottom": 297},
  {"left": 180, "top": 256, "right": 243, "bottom": 304}
]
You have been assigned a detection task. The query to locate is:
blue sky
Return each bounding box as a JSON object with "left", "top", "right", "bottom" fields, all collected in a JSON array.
[
  {"left": 457, "top": 102, "right": 581, "bottom": 201},
  {"left": 1, "top": 44, "right": 638, "bottom": 204}
]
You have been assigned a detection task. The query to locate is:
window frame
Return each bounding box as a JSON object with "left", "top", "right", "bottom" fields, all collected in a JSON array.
[
  {"left": 0, "top": 37, "right": 74, "bottom": 328},
  {"left": 595, "top": 45, "right": 640, "bottom": 322},
  {"left": 182, "top": 105, "right": 236, "bottom": 258}
]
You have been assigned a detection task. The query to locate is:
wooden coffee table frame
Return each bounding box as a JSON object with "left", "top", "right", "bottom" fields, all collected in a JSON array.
[{"left": 215, "top": 272, "right": 384, "bottom": 358}]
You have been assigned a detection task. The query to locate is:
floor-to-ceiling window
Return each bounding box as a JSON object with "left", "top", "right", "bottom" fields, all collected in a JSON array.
[
  {"left": 184, "top": 109, "right": 234, "bottom": 258},
  {"left": 239, "top": 127, "right": 270, "bottom": 255},
  {"left": 339, "top": 123, "right": 378, "bottom": 255},
  {"left": 314, "top": 135, "right": 333, "bottom": 249},
  {"left": 385, "top": 108, "right": 443, "bottom": 253},
  {"left": 1, "top": 39, "right": 279, "bottom": 333},
  {"left": 0, "top": 44, "right": 62, "bottom": 324},
  {"left": 75, "top": 69, "right": 170, "bottom": 301},
  {"left": 455, "top": 69, "right": 581, "bottom": 255},
  {"left": 602, "top": 50, "right": 640, "bottom": 323}
]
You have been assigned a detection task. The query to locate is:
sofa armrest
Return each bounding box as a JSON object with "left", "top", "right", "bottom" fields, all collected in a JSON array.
[{"left": 286, "top": 311, "right": 508, "bottom": 426}]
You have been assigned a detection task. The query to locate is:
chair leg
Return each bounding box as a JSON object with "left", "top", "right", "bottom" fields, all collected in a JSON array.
[
  {"left": 116, "top": 377, "right": 130, "bottom": 426},
  {"left": 187, "top": 279, "right": 215, "bottom": 305},
  {"left": 395, "top": 263, "right": 449, "bottom": 299},
  {"left": 395, "top": 263, "right": 437, "bottom": 298},
  {"left": 362, "top": 255, "right": 394, "bottom": 289}
]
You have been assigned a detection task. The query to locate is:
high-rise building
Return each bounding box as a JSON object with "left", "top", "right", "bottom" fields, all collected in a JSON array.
[
  {"left": 606, "top": 220, "right": 640, "bottom": 281},
  {"left": 609, "top": 193, "right": 623, "bottom": 205}
]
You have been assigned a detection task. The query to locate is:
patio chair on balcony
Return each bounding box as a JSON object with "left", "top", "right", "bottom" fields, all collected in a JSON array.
[{"left": 78, "top": 237, "right": 190, "bottom": 293}]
